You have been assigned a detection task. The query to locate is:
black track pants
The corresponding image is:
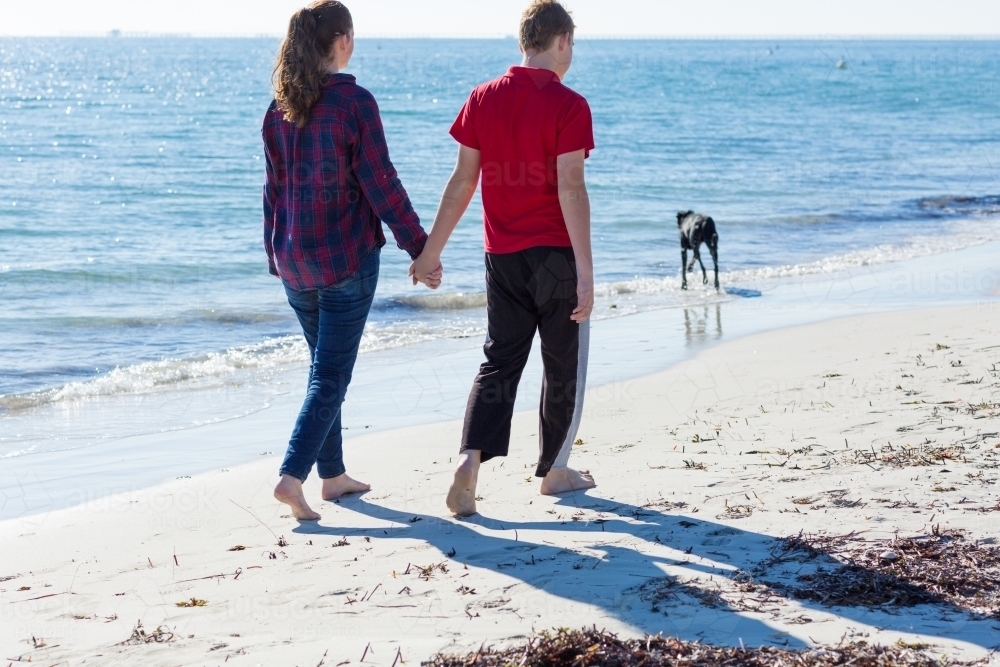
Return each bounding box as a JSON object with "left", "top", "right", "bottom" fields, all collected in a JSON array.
[{"left": 461, "top": 247, "right": 590, "bottom": 477}]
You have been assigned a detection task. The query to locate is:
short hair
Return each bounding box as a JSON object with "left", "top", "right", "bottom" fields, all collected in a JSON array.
[{"left": 519, "top": 1, "right": 576, "bottom": 53}]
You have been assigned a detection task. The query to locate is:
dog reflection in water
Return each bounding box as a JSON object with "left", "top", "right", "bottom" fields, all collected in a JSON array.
[{"left": 684, "top": 304, "right": 723, "bottom": 345}]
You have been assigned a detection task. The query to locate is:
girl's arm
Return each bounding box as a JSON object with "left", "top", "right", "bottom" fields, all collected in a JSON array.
[
  {"left": 409, "top": 145, "right": 481, "bottom": 284},
  {"left": 352, "top": 94, "right": 429, "bottom": 262},
  {"left": 263, "top": 146, "right": 280, "bottom": 278}
]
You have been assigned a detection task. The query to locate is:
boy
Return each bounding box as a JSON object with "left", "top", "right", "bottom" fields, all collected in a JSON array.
[{"left": 410, "top": 0, "right": 596, "bottom": 516}]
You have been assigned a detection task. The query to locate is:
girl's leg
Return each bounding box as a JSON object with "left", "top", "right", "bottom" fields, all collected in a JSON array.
[
  {"left": 310, "top": 249, "right": 379, "bottom": 483},
  {"left": 276, "top": 249, "right": 380, "bottom": 518},
  {"left": 275, "top": 287, "right": 321, "bottom": 520}
]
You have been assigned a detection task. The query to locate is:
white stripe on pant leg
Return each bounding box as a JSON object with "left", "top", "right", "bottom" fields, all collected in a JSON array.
[{"left": 552, "top": 319, "right": 590, "bottom": 471}]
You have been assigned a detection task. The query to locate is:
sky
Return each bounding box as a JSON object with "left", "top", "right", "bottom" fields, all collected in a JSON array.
[{"left": 3, "top": 0, "right": 999, "bottom": 38}]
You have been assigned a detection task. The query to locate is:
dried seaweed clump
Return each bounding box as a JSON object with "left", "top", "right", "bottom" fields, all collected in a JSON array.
[
  {"left": 424, "top": 628, "right": 980, "bottom": 667},
  {"left": 768, "top": 530, "right": 1000, "bottom": 617},
  {"left": 120, "top": 620, "right": 176, "bottom": 645},
  {"left": 848, "top": 444, "right": 966, "bottom": 468}
]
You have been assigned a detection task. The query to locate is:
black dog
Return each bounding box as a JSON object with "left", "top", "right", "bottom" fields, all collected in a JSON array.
[{"left": 677, "top": 211, "right": 719, "bottom": 291}]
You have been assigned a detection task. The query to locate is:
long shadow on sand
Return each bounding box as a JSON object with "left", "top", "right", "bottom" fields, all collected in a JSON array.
[{"left": 293, "top": 493, "right": 999, "bottom": 651}]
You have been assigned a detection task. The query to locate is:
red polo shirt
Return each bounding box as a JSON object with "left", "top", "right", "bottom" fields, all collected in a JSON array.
[{"left": 450, "top": 66, "right": 595, "bottom": 255}]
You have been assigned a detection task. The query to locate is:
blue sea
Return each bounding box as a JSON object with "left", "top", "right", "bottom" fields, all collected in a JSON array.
[{"left": 2, "top": 37, "right": 1000, "bottom": 461}]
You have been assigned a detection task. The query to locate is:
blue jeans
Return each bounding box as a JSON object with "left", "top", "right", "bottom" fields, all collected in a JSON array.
[{"left": 279, "top": 248, "right": 380, "bottom": 481}]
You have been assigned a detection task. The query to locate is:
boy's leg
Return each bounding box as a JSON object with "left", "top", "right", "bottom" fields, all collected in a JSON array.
[
  {"left": 448, "top": 253, "right": 538, "bottom": 516},
  {"left": 530, "top": 248, "right": 596, "bottom": 494}
]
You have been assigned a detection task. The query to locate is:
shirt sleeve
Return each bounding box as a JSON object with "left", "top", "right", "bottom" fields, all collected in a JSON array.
[
  {"left": 352, "top": 94, "right": 428, "bottom": 260},
  {"left": 262, "top": 131, "right": 279, "bottom": 277},
  {"left": 556, "top": 96, "right": 595, "bottom": 158},
  {"left": 449, "top": 91, "right": 480, "bottom": 150}
]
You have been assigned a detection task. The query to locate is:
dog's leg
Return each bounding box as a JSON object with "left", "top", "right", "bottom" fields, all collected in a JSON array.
[
  {"left": 695, "top": 249, "right": 708, "bottom": 285},
  {"left": 710, "top": 237, "right": 719, "bottom": 291},
  {"left": 681, "top": 248, "right": 688, "bottom": 290}
]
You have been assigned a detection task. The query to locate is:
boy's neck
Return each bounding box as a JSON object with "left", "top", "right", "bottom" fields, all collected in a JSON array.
[{"left": 522, "top": 52, "right": 565, "bottom": 81}]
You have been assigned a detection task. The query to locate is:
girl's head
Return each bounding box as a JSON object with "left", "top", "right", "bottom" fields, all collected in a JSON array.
[{"left": 273, "top": 1, "right": 354, "bottom": 128}]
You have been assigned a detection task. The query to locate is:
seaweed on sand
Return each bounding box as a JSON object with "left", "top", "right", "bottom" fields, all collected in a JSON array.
[
  {"left": 765, "top": 529, "right": 1000, "bottom": 617},
  {"left": 424, "top": 628, "right": 983, "bottom": 667},
  {"left": 848, "top": 444, "right": 967, "bottom": 468},
  {"left": 120, "top": 620, "right": 176, "bottom": 645}
]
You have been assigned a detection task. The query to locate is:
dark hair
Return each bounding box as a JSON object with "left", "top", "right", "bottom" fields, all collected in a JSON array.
[
  {"left": 273, "top": 1, "right": 353, "bottom": 128},
  {"left": 520, "top": 0, "right": 575, "bottom": 53}
]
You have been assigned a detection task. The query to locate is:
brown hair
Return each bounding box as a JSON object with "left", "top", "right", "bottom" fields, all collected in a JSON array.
[
  {"left": 519, "top": 0, "right": 575, "bottom": 53},
  {"left": 273, "top": 1, "right": 353, "bottom": 128}
]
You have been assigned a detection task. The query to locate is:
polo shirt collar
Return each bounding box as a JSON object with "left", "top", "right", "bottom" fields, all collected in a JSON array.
[{"left": 507, "top": 66, "right": 561, "bottom": 87}]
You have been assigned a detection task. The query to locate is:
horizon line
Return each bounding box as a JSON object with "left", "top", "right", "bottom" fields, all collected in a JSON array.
[{"left": 2, "top": 32, "right": 1000, "bottom": 41}]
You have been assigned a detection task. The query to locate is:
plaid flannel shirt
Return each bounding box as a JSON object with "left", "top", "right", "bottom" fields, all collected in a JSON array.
[{"left": 262, "top": 74, "right": 427, "bottom": 291}]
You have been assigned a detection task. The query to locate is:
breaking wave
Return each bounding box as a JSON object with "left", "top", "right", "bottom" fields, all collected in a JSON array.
[{"left": 2, "top": 205, "right": 999, "bottom": 414}]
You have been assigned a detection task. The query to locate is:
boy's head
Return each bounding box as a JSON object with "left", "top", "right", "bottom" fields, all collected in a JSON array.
[{"left": 519, "top": 1, "right": 575, "bottom": 55}]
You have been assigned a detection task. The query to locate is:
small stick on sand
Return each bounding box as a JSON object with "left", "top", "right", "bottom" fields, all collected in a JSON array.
[
  {"left": 12, "top": 592, "right": 70, "bottom": 603},
  {"left": 362, "top": 583, "right": 382, "bottom": 602},
  {"left": 391, "top": 647, "right": 404, "bottom": 667},
  {"left": 360, "top": 642, "right": 372, "bottom": 662},
  {"left": 229, "top": 499, "right": 280, "bottom": 542},
  {"left": 175, "top": 574, "right": 227, "bottom": 584}
]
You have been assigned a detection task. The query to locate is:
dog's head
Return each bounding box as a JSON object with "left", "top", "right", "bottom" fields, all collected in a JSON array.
[{"left": 676, "top": 211, "right": 693, "bottom": 226}]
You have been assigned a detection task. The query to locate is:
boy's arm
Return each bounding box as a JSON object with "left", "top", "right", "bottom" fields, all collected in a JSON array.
[
  {"left": 557, "top": 149, "right": 594, "bottom": 323},
  {"left": 409, "top": 145, "right": 482, "bottom": 284}
]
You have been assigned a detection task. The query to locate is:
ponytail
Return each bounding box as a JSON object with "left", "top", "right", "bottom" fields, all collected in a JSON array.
[{"left": 273, "top": 1, "right": 353, "bottom": 128}]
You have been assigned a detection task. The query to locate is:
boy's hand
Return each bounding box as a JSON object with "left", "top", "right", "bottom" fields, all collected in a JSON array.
[
  {"left": 409, "top": 252, "right": 444, "bottom": 290},
  {"left": 572, "top": 274, "right": 594, "bottom": 323}
]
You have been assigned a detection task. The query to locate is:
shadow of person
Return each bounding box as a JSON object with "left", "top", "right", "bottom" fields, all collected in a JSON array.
[
  {"left": 294, "top": 495, "right": 800, "bottom": 647},
  {"left": 489, "top": 494, "right": 1000, "bottom": 652},
  {"left": 293, "top": 492, "right": 999, "bottom": 652}
]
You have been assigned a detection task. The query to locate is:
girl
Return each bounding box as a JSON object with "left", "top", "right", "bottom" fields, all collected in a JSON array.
[{"left": 263, "top": 1, "right": 440, "bottom": 520}]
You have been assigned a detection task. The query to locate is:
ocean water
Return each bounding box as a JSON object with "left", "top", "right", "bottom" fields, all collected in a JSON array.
[{"left": 2, "top": 38, "right": 1000, "bottom": 458}]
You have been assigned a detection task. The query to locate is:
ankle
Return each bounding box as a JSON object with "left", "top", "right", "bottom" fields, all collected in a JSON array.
[
  {"left": 322, "top": 473, "right": 350, "bottom": 484},
  {"left": 276, "top": 474, "right": 304, "bottom": 491},
  {"left": 455, "top": 450, "right": 481, "bottom": 474}
]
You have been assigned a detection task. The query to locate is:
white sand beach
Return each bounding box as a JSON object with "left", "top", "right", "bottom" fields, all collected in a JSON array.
[{"left": 2, "top": 304, "right": 999, "bottom": 666}]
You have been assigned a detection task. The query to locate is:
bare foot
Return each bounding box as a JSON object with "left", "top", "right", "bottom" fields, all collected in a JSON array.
[
  {"left": 274, "top": 474, "right": 321, "bottom": 521},
  {"left": 446, "top": 451, "right": 481, "bottom": 517},
  {"left": 322, "top": 474, "right": 371, "bottom": 501},
  {"left": 540, "top": 468, "right": 596, "bottom": 496}
]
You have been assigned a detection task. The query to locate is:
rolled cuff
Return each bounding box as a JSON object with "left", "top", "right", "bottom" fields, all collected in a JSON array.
[{"left": 400, "top": 232, "right": 429, "bottom": 260}]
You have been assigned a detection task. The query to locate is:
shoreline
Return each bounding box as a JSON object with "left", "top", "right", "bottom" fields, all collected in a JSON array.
[
  {"left": 2, "top": 303, "right": 999, "bottom": 665},
  {"left": 2, "top": 240, "right": 1000, "bottom": 522},
  {"left": 4, "top": 218, "right": 1000, "bottom": 419}
]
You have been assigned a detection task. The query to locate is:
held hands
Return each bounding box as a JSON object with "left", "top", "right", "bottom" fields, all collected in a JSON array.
[{"left": 409, "top": 251, "right": 444, "bottom": 290}]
